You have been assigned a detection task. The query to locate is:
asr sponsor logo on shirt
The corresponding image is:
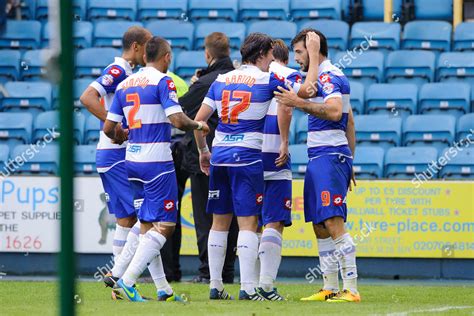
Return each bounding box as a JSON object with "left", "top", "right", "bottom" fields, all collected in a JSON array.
[
  {"left": 127, "top": 144, "right": 142, "bottom": 153},
  {"left": 223, "top": 134, "right": 245, "bottom": 142}
]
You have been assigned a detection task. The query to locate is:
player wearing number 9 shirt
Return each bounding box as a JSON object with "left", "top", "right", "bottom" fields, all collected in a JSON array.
[{"left": 193, "top": 33, "right": 319, "bottom": 301}]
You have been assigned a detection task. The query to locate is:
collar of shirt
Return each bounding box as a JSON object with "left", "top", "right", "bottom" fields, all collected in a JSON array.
[
  {"left": 318, "top": 59, "right": 333, "bottom": 75},
  {"left": 114, "top": 57, "right": 133, "bottom": 75}
]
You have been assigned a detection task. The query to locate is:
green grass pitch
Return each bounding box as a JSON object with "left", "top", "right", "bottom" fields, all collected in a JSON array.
[{"left": 1, "top": 281, "right": 474, "bottom": 315}]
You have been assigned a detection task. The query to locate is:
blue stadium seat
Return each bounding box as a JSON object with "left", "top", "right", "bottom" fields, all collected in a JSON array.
[
  {"left": 0, "top": 20, "right": 42, "bottom": 49},
  {"left": 85, "top": 115, "right": 101, "bottom": 145},
  {"left": 21, "top": 0, "right": 36, "bottom": 20},
  {"left": 457, "top": 113, "right": 474, "bottom": 141},
  {"left": 385, "top": 147, "right": 438, "bottom": 179},
  {"left": 76, "top": 48, "right": 120, "bottom": 78},
  {"left": 175, "top": 51, "right": 207, "bottom": 80},
  {"left": 366, "top": 83, "right": 418, "bottom": 117},
  {"left": 43, "top": 21, "right": 93, "bottom": 49},
  {"left": 295, "top": 114, "right": 308, "bottom": 144},
  {"left": 138, "top": 0, "right": 187, "bottom": 20},
  {"left": 353, "top": 146, "right": 384, "bottom": 179},
  {"left": 361, "top": 0, "right": 402, "bottom": 21},
  {"left": 21, "top": 49, "right": 47, "bottom": 81},
  {"left": 0, "top": 112, "right": 33, "bottom": 149},
  {"left": 437, "top": 52, "right": 474, "bottom": 84},
  {"left": 291, "top": 0, "right": 341, "bottom": 21},
  {"left": 73, "top": 79, "right": 92, "bottom": 109},
  {"left": 350, "top": 22, "right": 400, "bottom": 52},
  {"left": 402, "top": 21, "right": 452, "bottom": 52},
  {"left": 454, "top": 22, "right": 474, "bottom": 51},
  {"left": 247, "top": 21, "right": 297, "bottom": 48},
  {"left": 289, "top": 144, "right": 308, "bottom": 178},
  {"left": 349, "top": 81, "right": 364, "bottom": 115},
  {"left": 419, "top": 83, "right": 470, "bottom": 117},
  {"left": 33, "top": 111, "right": 59, "bottom": 143},
  {"left": 403, "top": 115, "right": 456, "bottom": 151},
  {"left": 74, "top": 112, "right": 86, "bottom": 145},
  {"left": 354, "top": 115, "right": 402, "bottom": 149},
  {"left": 2, "top": 82, "right": 52, "bottom": 114},
  {"left": 334, "top": 51, "right": 384, "bottom": 84},
  {"left": 414, "top": 0, "right": 453, "bottom": 21},
  {"left": 189, "top": 0, "right": 238, "bottom": 21},
  {"left": 12, "top": 144, "right": 59, "bottom": 175},
  {"left": 195, "top": 22, "right": 245, "bottom": 50},
  {"left": 440, "top": 147, "right": 474, "bottom": 179},
  {"left": 289, "top": 118, "right": 296, "bottom": 145},
  {"left": 299, "top": 20, "right": 349, "bottom": 51},
  {"left": 74, "top": 145, "right": 97, "bottom": 174},
  {"left": 287, "top": 52, "right": 300, "bottom": 70},
  {"left": 146, "top": 20, "right": 194, "bottom": 51},
  {"left": 0, "top": 50, "right": 21, "bottom": 82},
  {"left": 73, "top": 0, "right": 87, "bottom": 20},
  {"left": 385, "top": 50, "right": 435, "bottom": 85},
  {"left": 88, "top": 0, "right": 137, "bottom": 21},
  {"left": 0, "top": 145, "right": 9, "bottom": 167},
  {"left": 240, "top": 0, "right": 289, "bottom": 21},
  {"left": 36, "top": 0, "right": 49, "bottom": 20},
  {"left": 94, "top": 21, "right": 143, "bottom": 48}
]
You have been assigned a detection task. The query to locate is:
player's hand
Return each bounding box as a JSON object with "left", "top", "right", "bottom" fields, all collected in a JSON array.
[
  {"left": 349, "top": 167, "right": 357, "bottom": 191},
  {"left": 112, "top": 123, "right": 128, "bottom": 144},
  {"left": 275, "top": 142, "right": 289, "bottom": 167},
  {"left": 198, "top": 121, "right": 210, "bottom": 137},
  {"left": 306, "top": 31, "right": 320, "bottom": 56},
  {"left": 275, "top": 85, "right": 300, "bottom": 108},
  {"left": 199, "top": 151, "right": 211, "bottom": 176}
]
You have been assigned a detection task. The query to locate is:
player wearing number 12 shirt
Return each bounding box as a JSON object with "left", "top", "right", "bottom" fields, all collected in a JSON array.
[{"left": 194, "top": 33, "right": 318, "bottom": 301}]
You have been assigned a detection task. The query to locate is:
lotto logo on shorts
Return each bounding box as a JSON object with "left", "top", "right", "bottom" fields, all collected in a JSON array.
[
  {"left": 208, "top": 190, "right": 220, "bottom": 200},
  {"left": 333, "top": 195, "right": 344, "bottom": 206},
  {"left": 284, "top": 198, "right": 292, "bottom": 210},
  {"left": 256, "top": 194, "right": 263, "bottom": 205},
  {"left": 164, "top": 200, "right": 175, "bottom": 211}
]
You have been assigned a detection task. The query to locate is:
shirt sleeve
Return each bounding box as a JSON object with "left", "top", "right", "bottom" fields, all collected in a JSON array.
[
  {"left": 158, "top": 76, "right": 183, "bottom": 117},
  {"left": 319, "top": 72, "right": 343, "bottom": 102},
  {"left": 90, "top": 64, "right": 128, "bottom": 97},
  {"left": 269, "top": 72, "right": 301, "bottom": 94},
  {"left": 106, "top": 89, "right": 124, "bottom": 122},
  {"left": 203, "top": 81, "right": 217, "bottom": 111}
]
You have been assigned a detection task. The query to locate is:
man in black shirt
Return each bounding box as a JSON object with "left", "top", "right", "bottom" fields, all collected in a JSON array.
[{"left": 179, "top": 32, "right": 238, "bottom": 284}]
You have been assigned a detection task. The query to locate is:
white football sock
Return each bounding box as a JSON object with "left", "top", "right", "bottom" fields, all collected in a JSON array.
[
  {"left": 253, "top": 232, "right": 262, "bottom": 286},
  {"left": 317, "top": 237, "right": 339, "bottom": 291},
  {"left": 122, "top": 230, "right": 166, "bottom": 287},
  {"left": 258, "top": 228, "right": 282, "bottom": 291},
  {"left": 208, "top": 230, "right": 228, "bottom": 291},
  {"left": 113, "top": 224, "right": 131, "bottom": 258},
  {"left": 148, "top": 254, "right": 173, "bottom": 295},
  {"left": 333, "top": 233, "right": 358, "bottom": 293},
  {"left": 111, "top": 222, "right": 140, "bottom": 278},
  {"left": 237, "top": 230, "right": 259, "bottom": 295}
]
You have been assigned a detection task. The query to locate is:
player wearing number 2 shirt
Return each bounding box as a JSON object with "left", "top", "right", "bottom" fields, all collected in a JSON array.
[
  {"left": 193, "top": 33, "right": 303, "bottom": 301},
  {"left": 80, "top": 27, "right": 152, "bottom": 266},
  {"left": 103, "top": 37, "right": 208, "bottom": 302}
]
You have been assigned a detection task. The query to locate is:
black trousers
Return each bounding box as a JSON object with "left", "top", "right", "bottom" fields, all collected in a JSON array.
[
  {"left": 190, "top": 173, "right": 238, "bottom": 282},
  {"left": 161, "top": 142, "right": 189, "bottom": 282}
]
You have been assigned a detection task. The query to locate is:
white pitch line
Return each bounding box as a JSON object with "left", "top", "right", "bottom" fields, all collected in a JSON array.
[{"left": 386, "top": 305, "right": 474, "bottom": 316}]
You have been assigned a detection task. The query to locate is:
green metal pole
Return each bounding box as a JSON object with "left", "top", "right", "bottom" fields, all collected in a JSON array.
[{"left": 58, "top": 0, "right": 75, "bottom": 315}]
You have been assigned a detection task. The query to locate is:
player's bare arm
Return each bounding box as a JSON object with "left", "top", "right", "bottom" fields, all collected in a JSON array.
[
  {"left": 346, "top": 107, "right": 357, "bottom": 190},
  {"left": 275, "top": 85, "right": 343, "bottom": 122},
  {"left": 80, "top": 86, "right": 108, "bottom": 121},
  {"left": 168, "top": 112, "right": 210, "bottom": 135},
  {"left": 193, "top": 103, "right": 215, "bottom": 176},
  {"left": 296, "top": 32, "right": 320, "bottom": 99},
  {"left": 275, "top": 101, "right": 292, "bottom": 167}
]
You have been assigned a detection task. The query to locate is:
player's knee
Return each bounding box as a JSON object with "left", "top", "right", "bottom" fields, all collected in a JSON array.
[
  {"left": 323, "top": 217, "right": 346, "bottom": 238},
  {"left": 116, "top": 216, "right": 137, "bottom": 228},
  {"left": 153, "top": 222, "right": 176, "bottom": 239},
  {"left": 237, "top": 216, "right": 258, "bottom": 232},
  {"left": 265, "top": 221, "right": 284, "bottom": 233}
]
